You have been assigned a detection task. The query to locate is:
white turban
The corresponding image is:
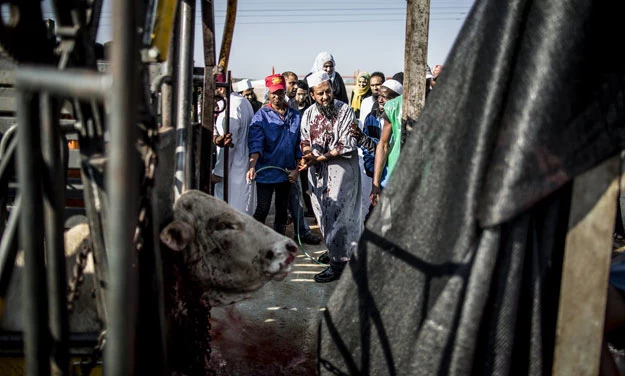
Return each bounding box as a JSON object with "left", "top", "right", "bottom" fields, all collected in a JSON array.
[
  {"left": 310, "top": 51, "right": 336, "bottom": 79},
  {"left": 233, "top": 79, "right": 253, "bottom": 92},
  {"left": 307, "top": 71, "right": 330, "bottom": 88},
  {"left": 382, "top": 79, "right": 403, "bottom": 95}
]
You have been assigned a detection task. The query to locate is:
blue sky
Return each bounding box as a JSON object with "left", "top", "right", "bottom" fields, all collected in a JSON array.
[{"left": 41, "top": 0, "right": 475, "bottom": 80}]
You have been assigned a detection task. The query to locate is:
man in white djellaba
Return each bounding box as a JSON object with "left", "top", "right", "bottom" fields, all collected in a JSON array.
[
  {"left": 212, "top": 79, "right": 255, "bottom": 214},
  {"left": 299, "top": 71, "right": 363, "bottom": 283}
]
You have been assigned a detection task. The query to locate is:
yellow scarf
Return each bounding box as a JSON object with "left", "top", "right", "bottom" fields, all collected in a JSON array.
[{"left": 350, "top": 72, "right": 371, "bottom": 113}]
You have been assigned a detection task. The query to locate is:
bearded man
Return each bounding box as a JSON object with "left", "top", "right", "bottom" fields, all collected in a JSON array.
[{"left": 299, "top": 71, "right": 363, "bottom": 283}]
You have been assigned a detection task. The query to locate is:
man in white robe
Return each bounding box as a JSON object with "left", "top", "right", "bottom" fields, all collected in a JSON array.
[
  {"left": 213, "top": 86, "right": 255, "bottom": 214},
  {"left": 300, "top": 71, "right": 363, "bottom": 283}
]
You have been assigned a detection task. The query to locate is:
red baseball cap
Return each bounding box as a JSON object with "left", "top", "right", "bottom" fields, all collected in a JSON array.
[{"left": 265, "top": 74, "right": 286, "bottom": 93}]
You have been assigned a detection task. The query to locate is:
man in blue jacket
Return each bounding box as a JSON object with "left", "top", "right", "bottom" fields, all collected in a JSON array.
[{"left": 246, "top": 74, "right": 302, "bottom": 235}]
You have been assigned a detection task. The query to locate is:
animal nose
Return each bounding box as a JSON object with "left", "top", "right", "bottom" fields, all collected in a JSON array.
[{"left": 286, "top": 240, "right": 298, "bottom": 255}]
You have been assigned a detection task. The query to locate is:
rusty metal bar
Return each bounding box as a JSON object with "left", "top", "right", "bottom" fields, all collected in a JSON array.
[
  {"left": 217, "top": 0, "right": 238, "bottom": 73},
  {"left": 104, "top": 0, "right": 139, "bottom": 374}
]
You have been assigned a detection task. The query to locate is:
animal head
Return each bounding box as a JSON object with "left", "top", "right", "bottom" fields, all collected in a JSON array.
[{"left": 160, "top": 190, "right": 299, "bottom": 306}]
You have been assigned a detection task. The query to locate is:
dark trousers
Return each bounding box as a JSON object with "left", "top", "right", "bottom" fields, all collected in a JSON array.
[
  {"left": 253, "top": 181, "right": 291, "bottom": 234},
  {"left": 300, "top": 173, "right": 314, "bottom": 214},
  {"left": 288, "top": 181, "right": 311, "bottom": 236}
]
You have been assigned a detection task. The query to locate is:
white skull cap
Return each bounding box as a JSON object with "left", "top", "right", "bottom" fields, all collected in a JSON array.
[
  {"left": 307, "top": 71, "right": 330, "bottom": 88},
  {"left": 233, "top": 79, "right": 253, "bottom": 92},
  {"left": 382, "top": 79, "right": 403, "bottom": 95}
]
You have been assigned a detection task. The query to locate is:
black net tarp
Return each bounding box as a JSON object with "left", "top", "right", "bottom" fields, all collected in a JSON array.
[{"left": 318, "top": 0, "right": 625, "bottom": 375}]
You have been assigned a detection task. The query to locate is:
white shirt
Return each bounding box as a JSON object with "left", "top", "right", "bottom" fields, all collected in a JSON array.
[
  {"left": 213, "top": 92, "right": 255, "bottom": 214},
  {"left": 359, "top": 96, "right": 376, "bottom": 124}
]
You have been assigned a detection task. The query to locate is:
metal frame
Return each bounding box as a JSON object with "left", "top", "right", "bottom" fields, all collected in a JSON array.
[{"left": 0, "top": 0, "right": 223, "bottom": 373}]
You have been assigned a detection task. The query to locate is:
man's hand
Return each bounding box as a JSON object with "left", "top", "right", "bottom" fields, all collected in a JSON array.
[
  {"left": 287, "top": 168, "right": 299, "bottom": 183},
  {"left": 211, "top": 173, "right": 223, "bottom": 183},
  {"left": 370, "top": 185, "right": 382, "bottom": 206},
  {"left": 214, "top": 133, "right": 233, "bottom": 148},
  {"left": 298, "top": 153, "right": 318, "bottom": 171},
  {"left": 349, "top": 123, "right": 363, "bottom": 140},
  {"left": 246, "top": 167, "right": 256, "bottom": 183}
]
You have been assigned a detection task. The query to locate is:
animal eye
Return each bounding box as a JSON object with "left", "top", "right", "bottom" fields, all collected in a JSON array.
[
  {"left": 215, "top": 222, "right": 238, "bottom": 231},
  {"left": 265, "top": 251, "right": 274, "bottom": 259},
  {"left": 215, "top": 222, "right": 234, "bottom": 231}
]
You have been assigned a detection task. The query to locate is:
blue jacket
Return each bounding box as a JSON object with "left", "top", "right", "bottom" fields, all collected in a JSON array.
[
  {"left": 362, "top": 113, "right": 388, "bottom": 185},
  {"left": 248, "top": 105, "right": 302, "bottom": 184}
]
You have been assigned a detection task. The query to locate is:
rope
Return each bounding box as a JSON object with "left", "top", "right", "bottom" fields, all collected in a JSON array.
[{"left": 253, "top": 165, "right": 328, "bottom": 266}]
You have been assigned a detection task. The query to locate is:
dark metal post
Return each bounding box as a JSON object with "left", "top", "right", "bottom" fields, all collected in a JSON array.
[
  {"left": 104, "top": 0, "right": 139, "bottom": 374},
  {"left": 16, "top": 90, "right": 50, "bottom": 375},
  {"left": 160, "top": 29, "right": 176, "bottom": 129},
  {"left": 175, "top": 0, "right": 196, "bottom": 196},
  {"left": 200, "top": 0, "right": 216, "bottom": 194},
  {"left": 41, "top": 93, "right": 69, "bottom": 375},
  {"left": 222, "top": 71, "right": 231, "bottom": 203}
]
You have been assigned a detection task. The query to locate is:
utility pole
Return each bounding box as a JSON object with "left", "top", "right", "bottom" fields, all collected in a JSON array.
[{"left": 402, "top": 0, "right": 430, "bottom": 141}]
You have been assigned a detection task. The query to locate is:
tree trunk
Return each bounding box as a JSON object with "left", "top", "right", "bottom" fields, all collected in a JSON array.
[{"left": 402, "top": 0, "right": 430, "bottom": 142}]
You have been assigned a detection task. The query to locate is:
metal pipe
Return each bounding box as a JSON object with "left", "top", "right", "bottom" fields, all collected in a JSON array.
[
  {"left": 0, "top": 135, "right": 17, "bottom": 179},
  {"left": 41, "top": 93, "right": 70, "bottom": 375},
  {"left": 16, "top": 90, "right": 50, "bottom": 376},
  {"left": 14, "top": 67, "right": 111, "bottom": 101},
  {"left": 0, "top": 124, "right": 16, "bottom": 159},
  {"left": 200, "top": 0, "right": 216, "bottom": 194},
  {"left": 161, "top": 14, "right": 177, "bottom": 130},
  {"left": 104, "top": 0, "right": 139, "bottom": 374},
  {"left": 0, "top": 195, "right": 20, "bottom": 312},
  {"left": 150, "top": 74, "right": 172, "bottom": 120},
  {"left": 174, "top": 0, "right": 196, "bottom": 197},
  {"left": 222, "top": 71, "right": 231, "bottom": 203}
]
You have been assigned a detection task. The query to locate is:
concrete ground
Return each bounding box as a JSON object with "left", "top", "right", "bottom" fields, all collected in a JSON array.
[{"left": 208, "top": 215, "right": 337, "bottom": 375}]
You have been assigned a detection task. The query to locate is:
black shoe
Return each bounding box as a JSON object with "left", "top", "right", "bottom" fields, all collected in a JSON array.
[
  {"left": 317, "top": 252, "right": 330, "bottom": 264},
  {"left": 297, "top": 232, "right": 322, "bottom": 245},
  {"left": 304, "top": 211, "right": 315, "bottom": 218},
  {"left": 314, "top": 266, "right": 342, "bottom": 283}
]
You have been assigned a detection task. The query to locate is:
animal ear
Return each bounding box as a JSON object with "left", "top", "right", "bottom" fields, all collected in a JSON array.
[{"left": 160, "top": 221, "right": 195, "bottom": 252}]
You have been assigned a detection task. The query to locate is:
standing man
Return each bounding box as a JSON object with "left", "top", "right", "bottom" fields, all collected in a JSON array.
[
  {"left": 282, "top": 71, "right": 321, "bottom": 244},
  {"left": 212, "top": 79, "right": 255, "bottom": 214},
  {"left": 235, "top": 79, "right": 262, "bottom": 113},
  {"left": 282, "top": 71, "right": 299, "bottom": 109},
  {"left": 358, "top": 71, "right": 385, "bottom": 125},
  {"left": 247, "top": 74, "right": 301, "bottom": 235},
  {"left": 295, "top": 80, "right": 311, "bottom": 114},
  {"left": 370, "top": 79, "right": 403, "bottom": 207},
  {"left": 350, "top": 79, "right": 402, "bottom": 218},
  {"left": 300, "top": 71, "right": 362, "bottom": 283}
]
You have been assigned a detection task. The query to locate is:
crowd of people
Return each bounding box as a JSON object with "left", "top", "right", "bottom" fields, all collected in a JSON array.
[{"left": 211, "top": 51, "right": 442, "bottom": 283}]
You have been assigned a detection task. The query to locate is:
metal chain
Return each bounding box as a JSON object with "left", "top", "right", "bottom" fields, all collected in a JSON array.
[
  {"left": 67, "top": 240, "right": 92, "bottom": 313},
  {"left": 205, "top": 300, "right": 216, "bottom": 376},
  {"left": 318, "top": 359, "right": 350, "bottom": 376},
  {"left": 79, "top": 329, "right": 106, "bottom": 376}
]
